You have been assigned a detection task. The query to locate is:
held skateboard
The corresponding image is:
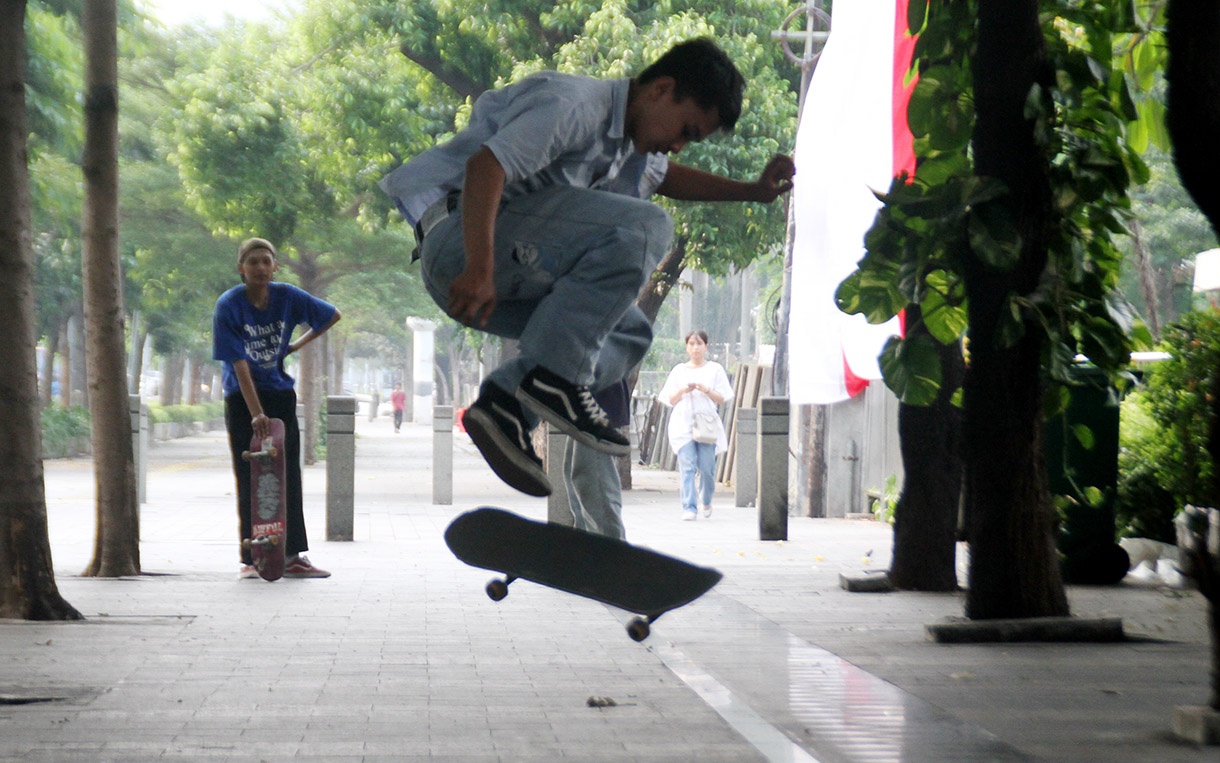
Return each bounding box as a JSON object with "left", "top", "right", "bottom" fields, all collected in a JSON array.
[
  {"left": 241, "top": 418, "right": 287, "bottom": 581},
  {"left": 444, "top": 507, "right": 722, "bottom": 641}
]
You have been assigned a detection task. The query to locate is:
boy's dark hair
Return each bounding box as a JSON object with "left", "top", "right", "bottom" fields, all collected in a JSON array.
[{"left": 637, "top": 38, "right": 744, "bottom": 132}]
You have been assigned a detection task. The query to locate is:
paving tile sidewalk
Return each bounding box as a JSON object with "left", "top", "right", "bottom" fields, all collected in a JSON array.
[{"left": 0, "top": 413, "right": 1212, "bottom": 761}]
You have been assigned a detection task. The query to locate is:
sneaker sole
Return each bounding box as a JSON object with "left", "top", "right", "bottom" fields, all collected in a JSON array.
[
  {"left": 515, "top": 389, "right": 631, "bottom": 456},
  {"left": 464, "top": 406, "right": 553, "bottom": 497}
]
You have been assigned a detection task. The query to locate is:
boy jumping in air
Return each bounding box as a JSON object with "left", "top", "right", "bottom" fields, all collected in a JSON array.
[{"left": 380, "top": 38, "right": 794, "bottom": 497}]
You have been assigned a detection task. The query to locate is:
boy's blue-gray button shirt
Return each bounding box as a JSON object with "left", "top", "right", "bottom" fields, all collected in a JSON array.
[{"left": 379, "top": 73, "right": 670, "bottom": 227}]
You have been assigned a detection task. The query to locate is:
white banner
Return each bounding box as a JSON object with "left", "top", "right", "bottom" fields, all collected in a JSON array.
[{"left": 787, "top": 0, "right": 905, "bottom": 405}]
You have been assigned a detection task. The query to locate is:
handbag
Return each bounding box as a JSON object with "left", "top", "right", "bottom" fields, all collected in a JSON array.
[{"left": 691, "top": 412, "right": 719, "bottom": 444}]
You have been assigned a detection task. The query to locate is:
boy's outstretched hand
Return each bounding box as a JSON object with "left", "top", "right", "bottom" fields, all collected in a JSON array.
[{"left": 754, "top": 154, "right": 796, "bottom": 202}]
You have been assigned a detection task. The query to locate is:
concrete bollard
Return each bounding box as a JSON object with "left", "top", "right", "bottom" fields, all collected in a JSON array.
[
  {"left": 546, "top": 425, "right": 573, "bottom": 526},
  {"left": 325, "top": 396, "right": 357, "bottom": 541},
  {"left": 734, "top": 408, "right": 757, "bottom": 507},
  {"left": 129, "top": 395, "right": 148, "bottom": 504},
  {"left": 433, "top": 406, "right": 453, "bottom": 505},
  {"left": 757, "top": 397, "right": 789, "bottom": 541}
]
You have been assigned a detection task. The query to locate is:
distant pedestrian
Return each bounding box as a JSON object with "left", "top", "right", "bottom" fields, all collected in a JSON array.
[
  {"left": 658, "top": 330, "right": 733, "bottom": 521},
  {"left": 390, "top": 382, "right": 406, "bottom": 433},
  {"left": 213, "top": 237, "right": 341, "bottom": 579}
]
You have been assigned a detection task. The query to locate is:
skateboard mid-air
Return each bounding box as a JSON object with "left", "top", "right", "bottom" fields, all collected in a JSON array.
[
  {"left": 444, "top": 507, "right": 722, "bottom": 641},
  {"left": 241, "top": 418, "right": 287, "bottom": 582}
]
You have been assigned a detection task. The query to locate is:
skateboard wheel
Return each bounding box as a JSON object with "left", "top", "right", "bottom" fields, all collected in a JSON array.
[
  {"left": 486, "top": 579, "right": 509, "bottom": 601},
  {"left": 626, "top": 618, "right": 651, "bottom": 642},
  {"left": 241, "top": 451, "right": 252, "bottom": 462},
  {"left": 241, "top": 539, "right": 251, "bottom": 550},
  {"left": 267, "top": 447, "right": 278, "bottom": 458}
]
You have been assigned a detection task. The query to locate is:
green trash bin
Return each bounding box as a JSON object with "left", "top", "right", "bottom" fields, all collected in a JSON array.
[{"left": 1044, "top": 365, "right": 1130, "bottom": 584}]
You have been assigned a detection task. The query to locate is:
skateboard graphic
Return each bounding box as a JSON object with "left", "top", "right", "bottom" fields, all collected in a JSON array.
[
  {"left": 241, "top": 418, "right": 286, "bottom": 581},
  {"left": 444, "top": 507, "right": 722, "bottom": 641}
]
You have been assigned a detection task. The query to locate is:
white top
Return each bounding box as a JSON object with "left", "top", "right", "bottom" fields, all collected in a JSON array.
[{"left": 658, "top": 361, "right": 735, "bottom": 455}]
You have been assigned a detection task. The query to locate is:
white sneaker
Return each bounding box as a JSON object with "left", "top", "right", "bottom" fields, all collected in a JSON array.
[
  {"left": 682, "top": 510, "right": 697, "bottom": 522},
  {"left": 702, "top": 504, "right": 713, "bottom": 518}
]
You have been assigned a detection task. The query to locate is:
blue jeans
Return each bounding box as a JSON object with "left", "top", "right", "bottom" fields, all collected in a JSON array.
[
  {"left": 677, "top": 441, "right": 717, "bottom": 512},
  {"left": 562, "top": 438, "right": 625, "bottom": 540},
  {"left": 420, "top": 185, "right": 672, "bottom": 394}
]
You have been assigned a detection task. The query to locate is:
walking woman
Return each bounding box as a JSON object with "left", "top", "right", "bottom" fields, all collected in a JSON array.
[
  {"left": 213, "top": 237, "right": 341, "bottom": 578},
  {"left": 658, "top": 330, "right": 734, "bottom": 521}
]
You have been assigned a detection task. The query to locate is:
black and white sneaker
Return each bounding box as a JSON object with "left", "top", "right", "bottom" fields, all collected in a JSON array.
[
  {"left": 516, "top": 367, "right": 630, "bottom": 456},
  {"left": 463, "top": 384, "right": 551, "bottom": 497}
]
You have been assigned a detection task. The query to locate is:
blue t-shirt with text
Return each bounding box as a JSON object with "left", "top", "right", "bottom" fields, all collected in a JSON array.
[{"left": 212, "top": 282, "right": 336, "bottom": 397}]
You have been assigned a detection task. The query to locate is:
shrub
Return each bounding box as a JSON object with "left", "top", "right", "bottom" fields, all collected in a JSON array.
[
  {"left": 1116, "top": 391, "right": 1179, "bottom": 541},
  {"left": 1142, "top": 309, "right": 1220, "bottom": 508},
  {"left": 1115, "top": 309, "right": 1220, "bottom": 541},
  {"left": 148, "top": 401, "right": 225, "bottom": 426},
  {"left": 41, "top": 405, "right": 90, "bottom": 458}
]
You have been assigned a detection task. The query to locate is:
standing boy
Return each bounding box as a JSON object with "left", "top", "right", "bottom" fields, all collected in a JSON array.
[
  {"left": 213, "top": 238, "right": 340, "bottom": 578},
  {"left": 380, "top": 38, "right": 794, "bottom": 497}
]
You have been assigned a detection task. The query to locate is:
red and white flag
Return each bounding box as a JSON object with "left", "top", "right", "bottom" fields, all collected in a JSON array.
[{"left": 787, "top": 0, "right": 918, "bottom": 405}]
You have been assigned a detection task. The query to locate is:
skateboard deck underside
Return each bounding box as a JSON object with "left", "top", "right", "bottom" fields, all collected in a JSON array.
[
  {"left": 247, "top": 418, "right": 287, "bottom": 582},
  {"left": 445, "top": 508, "right": 721, "bottom": 617}
]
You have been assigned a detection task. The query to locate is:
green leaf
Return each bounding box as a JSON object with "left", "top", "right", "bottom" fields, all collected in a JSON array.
[
  {"left": 950, "top": 387, "right": 964, "bottom": 408},
  {"left": 1082, "top": 486, "right": 1105, "bottom": 508},
  {"left": 967, "top": 205, "right": 1022, "bottom": 271},
  {"left": 921, "top": 270, "right": 968, "bottom": 344},
  {"left": 1072, "top": 423, "right": 1095, "bottom": 450},
  {"left": 879, "top": 334, "right": 943, "bottom": 406}
]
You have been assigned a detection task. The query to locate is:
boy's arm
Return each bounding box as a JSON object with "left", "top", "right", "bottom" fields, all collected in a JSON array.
[
  {"left": 656, "top": 154, "right": 795, "bottom": 203},
  {"left": 287, "top": 310, "right": 341, "bottom": 356},
  {"left": 450, "top": 146, "right": 506, "bottom": 328},
  {"left": 233, "top": 360, "right": 270, "bottom": 439}
]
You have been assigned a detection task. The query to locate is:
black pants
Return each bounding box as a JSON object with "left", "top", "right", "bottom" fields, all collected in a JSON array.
[{"left": 225, "top": 389, "right": 308, "bottom": 564}]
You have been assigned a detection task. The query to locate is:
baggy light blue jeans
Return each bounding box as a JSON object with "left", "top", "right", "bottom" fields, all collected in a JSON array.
[
  {"left": 677, "top": 441, "right": 717, "bottom": 512},
  {"left": 419, "top": 185, "right": 673, "bottom": 397},
  {"left": 562, "top": 437, "right": 626, "bottom": 541}
]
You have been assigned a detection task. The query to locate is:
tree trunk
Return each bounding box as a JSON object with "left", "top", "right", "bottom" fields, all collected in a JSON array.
[
  {"left": 161, "top": 351, "right": 184, "bottom": 405},
  {"left": 0, "top": 0, "right": 83, "bottom": 620},
  {"left": 889, "top": 315, "right": 963, "bottom": 591},
  {"left": 625, "top": 237, "right": 687, "bottom": 395},
  {"left": 290, "top": 254, "right": 323, "bottom": 463},
  {"left": 58, "top": 323, "right": 71, "bottom": 407},
  {"left": 331, "top": 332, "right": 346, "bottom": 396},
  {"left": 68, "top": 312, "right": 87, "bottom": 407},
  {"left": 128, "top": 310, "right": 143, "bottom": 392},
  {"left": 187, "top": 357, "right": 204, "bottom": 405},
  {"left": 40, "top": 321, "right": 61, "bottom": 409},
  {"left": 1166, "top": 0, "right": 1220, "bottom": 241},
  {"left": 964, "top": 0, "right": 1068, "bottom": 619},
  {"left": 1129, "top": 219, "right": 1162, "bottom": 339},
  {"left": 301, "top": 341, "right": 319, "bottom": 465},
  {"left": 80, "top": 0, "right": 139, "bottom": 578},
  {"left": 619, "top": 237, "right": 689, "bottom": 489},
  {"left": 1167, "top": 0, "right": 1220, "bottom": 712}
]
